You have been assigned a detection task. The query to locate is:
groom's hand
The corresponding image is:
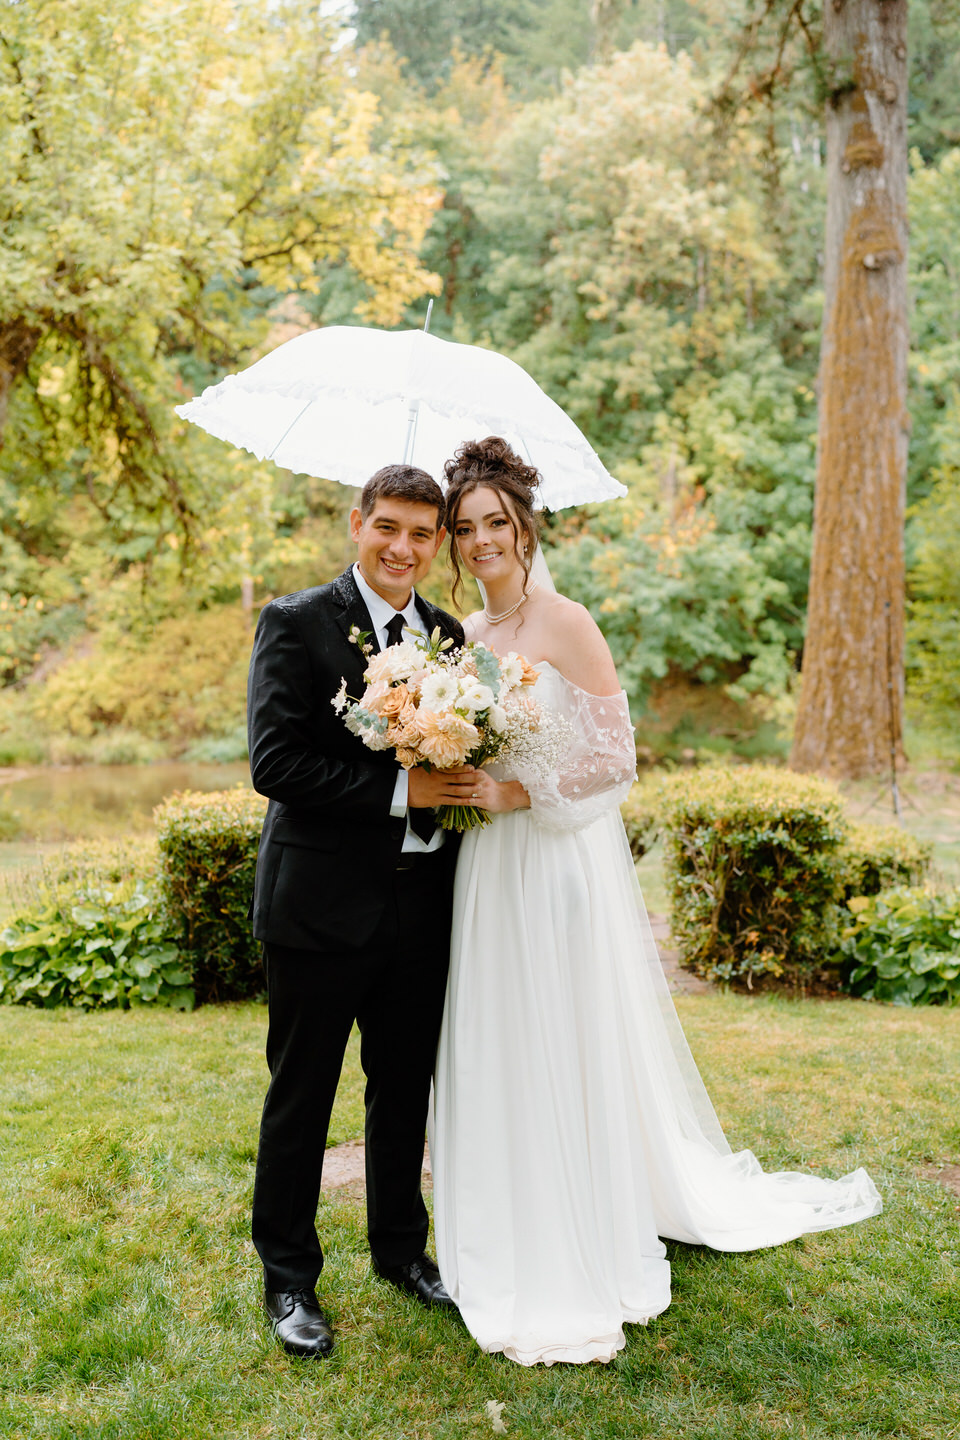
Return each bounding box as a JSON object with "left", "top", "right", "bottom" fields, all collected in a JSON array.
[{"left": 408, "top": 766, "right": 482, "bottom": 809}]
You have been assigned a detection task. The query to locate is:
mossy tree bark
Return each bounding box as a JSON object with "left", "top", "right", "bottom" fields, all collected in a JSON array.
[{"left": 791, "top": 0, "right": 909, "bottom": 779}]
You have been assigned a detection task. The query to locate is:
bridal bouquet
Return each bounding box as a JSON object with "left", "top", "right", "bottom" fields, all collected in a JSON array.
[{"left": 332, "top": 627, "right": 571, "bottom": 831}]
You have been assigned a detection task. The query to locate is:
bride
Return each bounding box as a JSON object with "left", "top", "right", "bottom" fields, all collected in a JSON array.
[{"left": 430, "top": 436, "right": 881, "bottom": 1368}]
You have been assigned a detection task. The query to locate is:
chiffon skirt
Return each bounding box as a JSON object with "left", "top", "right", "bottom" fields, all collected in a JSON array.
[{"left": 431, "top": 808, "right": 881, "bottom": 1366}]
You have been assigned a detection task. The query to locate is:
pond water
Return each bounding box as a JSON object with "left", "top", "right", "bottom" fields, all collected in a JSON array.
[{"left": 1, "top": 762, "right": 251, "bottom": 842}]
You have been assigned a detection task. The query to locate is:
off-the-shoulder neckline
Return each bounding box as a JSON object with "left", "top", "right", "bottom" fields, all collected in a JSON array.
[{"left": 532, "top": 658, "right": 626, "bottom": 702}]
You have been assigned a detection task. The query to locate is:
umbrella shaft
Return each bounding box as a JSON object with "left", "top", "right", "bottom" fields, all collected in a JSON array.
[
  {"left": 267, "top": 398, "right": 316, "bottom": 462},
  {"left": 402, "top": 401, "right": 420, "bottom": 465}
]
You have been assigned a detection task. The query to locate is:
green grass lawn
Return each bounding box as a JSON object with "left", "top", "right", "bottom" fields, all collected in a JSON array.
[{"left": 2, "top": 997, "right": 959, "bottom": 1439}]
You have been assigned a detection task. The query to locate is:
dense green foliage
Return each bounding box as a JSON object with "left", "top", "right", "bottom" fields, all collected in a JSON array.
[
  {"left": 907, "top": 465, "right": 960, "bottom": 716},
  {"left": 36, "top": 606, "right": 253, "bottom": 748},
  {"left": 0, "top": 0, "right": 440, "bottom": 738},
  {"left": 0, "top": 840, "right": 190, "bottom": 1010},
  {"left": 0, "top": 791, "right": 271, "bottom": 1011},
  {"left": 155, "top": 788, "right": 267, "bottom": 1004},
  {"left": 839, "top": 886, "right": 960, "bottom": 1006},
  {"left": 0, "top": 883, "right": 190, "bottom": 1011},
  {"left": 839, "top": 820, "right": 933, "bottom": 902},
  {"left": 620, "top": 777, "right": 660, "bottom": 860},
  {"left": 654, "top": 766, "right": 935, "bottom": 992},
  {"left": 657, "top": 766, "right": 850, "bottom": 989}
]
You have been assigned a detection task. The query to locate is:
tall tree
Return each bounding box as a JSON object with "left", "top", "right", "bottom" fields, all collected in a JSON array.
[
  {"left": 353, "top": 0, "right": 712, "bottom": 92},
  {"left": 0, "top": 0, "right": 440, "bottom": 550},
  {"left": 790, "top": 0, "right": 909, "bottom": 777}
]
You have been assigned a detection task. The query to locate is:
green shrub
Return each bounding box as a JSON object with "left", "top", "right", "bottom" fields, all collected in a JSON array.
[
  {"left": 620, "top": 778, "right": 660, "bottom": 860},
  {"left": 0, "top": 802, "right": 24, "bottom": 841},
  {"left": 840, "top": 821, "right": 932, "bottom": 900},
  {"left": 0, "top": 691, "right": 49, "bottom": 765},
  {"left": 36, "top": 605, "right": 252, "bottom": 746},
  {"left": 155, "top": 788, "right": 266, "bottom": 1004},
  {"left": 0, "top": 839, "right": 190, "bottom": 1010},
  {"left": 181, "top": 722, "right": 249, "bottom": 764},
  {"left": 838, "top": 887, "right": 960, "bottom": 1006},
  {"left": 656, "top": 765, "right": 849, "bottom": 991}
]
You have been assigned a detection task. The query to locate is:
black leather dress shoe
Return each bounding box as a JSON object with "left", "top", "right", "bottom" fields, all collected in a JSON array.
[
  {"left": 264, "top": 1288, "right": 335, "bottom": 1358},
  {"left": 373, "top": 1252, "right": 456, "bottom": 1309}
]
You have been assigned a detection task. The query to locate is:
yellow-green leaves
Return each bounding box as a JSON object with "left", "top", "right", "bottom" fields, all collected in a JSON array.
[{"left": 0, "top": 0, "right": 441, "bottom": 560}]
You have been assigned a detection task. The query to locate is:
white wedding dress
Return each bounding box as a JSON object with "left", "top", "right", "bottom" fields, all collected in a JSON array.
[{"left": 431, "top": 662, "right": 882, "bottom": 1367}]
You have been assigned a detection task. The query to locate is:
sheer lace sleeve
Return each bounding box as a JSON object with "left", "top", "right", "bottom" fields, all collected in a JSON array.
[{"left": 515, "top": 677, "right": 637, "bottom": 833}]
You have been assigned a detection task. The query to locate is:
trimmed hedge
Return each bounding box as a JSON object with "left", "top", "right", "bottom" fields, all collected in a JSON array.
[
  {"left": 620, "top": 778, "right": 660, "bottom": 860},
  {"left": 154, "top": 787, "right": 267, "bottom": 1005},
  {"left": 651, "top": 767, "right": 934, "bottom": 994},
  {"left": 655, "top": 766, "right": 851, "bottom": 991},
  {"left": 2, "top": 774, "right": 943, "bottom": 1010},
  {"left": 840, "top": 821, "right": 932, "bottom": 901}
]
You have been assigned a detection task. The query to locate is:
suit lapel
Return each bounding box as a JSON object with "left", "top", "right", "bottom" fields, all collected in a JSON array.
[
  {"left": 330, "top": 567, "right": 379, "bottom": 651},
  {"left": 331, "top": 566, "right": 460, "bottom": 658},
  {"left": 414, "top": 593, "right": 460, "bottom": 644}
]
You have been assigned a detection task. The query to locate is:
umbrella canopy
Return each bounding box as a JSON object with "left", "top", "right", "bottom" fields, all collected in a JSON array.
[{"left": 175, "top": 325, "right": 626, "bottom": 511}]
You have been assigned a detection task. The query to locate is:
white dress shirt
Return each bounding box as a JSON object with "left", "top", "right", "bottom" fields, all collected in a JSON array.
[{"left": 352, "top": 564, "right": 443, "bottom": 854}]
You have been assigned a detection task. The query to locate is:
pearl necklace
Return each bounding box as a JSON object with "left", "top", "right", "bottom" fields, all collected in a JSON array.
[{"left": 483, "top": 582, "right": 539, "bottom": 625}]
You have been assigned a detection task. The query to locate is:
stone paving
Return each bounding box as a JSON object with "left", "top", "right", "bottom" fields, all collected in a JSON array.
[
  {"left": 647, "top": 914, "right": 710, "bottom": 997},
  {"left": 320, "top": 915, "right": 706, "bottom": 1191}
]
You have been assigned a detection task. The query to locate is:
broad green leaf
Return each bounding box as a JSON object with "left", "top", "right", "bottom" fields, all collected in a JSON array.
[
  {"left": 71, "top": 906, "right": 106, "bottom": 927},
  {"left": 160, "top": 966, "right": 192, "bottom": 986}
]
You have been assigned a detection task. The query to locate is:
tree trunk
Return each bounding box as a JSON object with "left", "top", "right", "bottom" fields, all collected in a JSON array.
[
  {"left": 790, "top": 0, "right": 909, "bottom": 780},
  {"left": 591, "top": 0, "right": 625, "bottom": 59}
]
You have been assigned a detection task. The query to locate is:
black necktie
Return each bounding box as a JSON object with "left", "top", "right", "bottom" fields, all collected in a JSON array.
[
  {"left": 384, "top": 612, "right": 406, "bottom": 648},
  {"left": 384, "top": 611, "right": 435, "bottom": 844}
]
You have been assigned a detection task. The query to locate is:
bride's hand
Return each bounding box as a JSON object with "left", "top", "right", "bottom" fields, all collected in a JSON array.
[{"left": 467, "top": 768, "right": 530, "bottom": 814}]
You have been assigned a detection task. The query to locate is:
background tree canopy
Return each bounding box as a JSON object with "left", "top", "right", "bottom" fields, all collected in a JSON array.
[{"left": 1, "top": 0, "right": 958, "bottom": 762}]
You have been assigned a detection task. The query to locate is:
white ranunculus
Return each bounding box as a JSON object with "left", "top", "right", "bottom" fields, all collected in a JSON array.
[
  {"left": 419, "top": 669, "right": 462, "bottom": 712},
  {"left": 457, "top": 679, "right": 496, "bottom": 717}
]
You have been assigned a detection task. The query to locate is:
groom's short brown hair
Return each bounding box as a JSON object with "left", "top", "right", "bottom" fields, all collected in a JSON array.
[{"left": 360, "top": 464, "right": 445, "bottom": 521}]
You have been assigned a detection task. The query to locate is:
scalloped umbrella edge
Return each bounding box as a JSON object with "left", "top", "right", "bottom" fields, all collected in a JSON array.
[{"left": 175, "top": 324, "right": 627, "bottom": 512}]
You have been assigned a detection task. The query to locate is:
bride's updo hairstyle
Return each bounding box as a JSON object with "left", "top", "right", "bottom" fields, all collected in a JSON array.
[{"left": 443, "top": 436, "right": 542, "bottom": 610}]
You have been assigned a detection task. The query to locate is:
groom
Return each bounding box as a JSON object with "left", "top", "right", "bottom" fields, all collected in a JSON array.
[{"left": 247, "top": 463, "right": 472, "bottom": 1359}]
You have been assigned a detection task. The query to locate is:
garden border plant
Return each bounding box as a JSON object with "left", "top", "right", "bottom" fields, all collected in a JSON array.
[
  {"left": 839, "top": 885, "right": 960, "bottom": 1005},
  {"left": 645, "top": 765, "right": 934, "bottom": 994},
  {"left": 0, "top": 838, "right": 192, "bottom": 1010}
]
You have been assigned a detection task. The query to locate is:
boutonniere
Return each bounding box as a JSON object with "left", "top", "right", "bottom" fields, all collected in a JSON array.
[{"left": 348, "top": 625, "right": 374, "bottom": 657}]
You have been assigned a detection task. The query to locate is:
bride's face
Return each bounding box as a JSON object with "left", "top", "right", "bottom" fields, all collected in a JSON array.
[{"left": 453, "top": 485, "right": 525, "bottom": 584}]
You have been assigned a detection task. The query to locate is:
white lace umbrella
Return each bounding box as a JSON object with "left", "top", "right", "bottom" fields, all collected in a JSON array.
[{"left": 175, "top": 324, "right": 626, "bottom": 511}]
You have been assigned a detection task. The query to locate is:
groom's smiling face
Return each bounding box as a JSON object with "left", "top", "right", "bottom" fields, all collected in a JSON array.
[{"left": 350, "top": 498, "right": 445, "bottom": 608}]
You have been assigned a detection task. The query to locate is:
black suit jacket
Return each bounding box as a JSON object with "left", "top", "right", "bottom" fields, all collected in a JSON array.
[{"left": 248, "top": 567, "right": 465, "bottom": 951}]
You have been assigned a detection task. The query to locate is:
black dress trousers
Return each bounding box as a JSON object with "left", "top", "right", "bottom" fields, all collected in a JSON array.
[{"left": 251, "top": 850, "right": 452, "bottom": 1293}]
